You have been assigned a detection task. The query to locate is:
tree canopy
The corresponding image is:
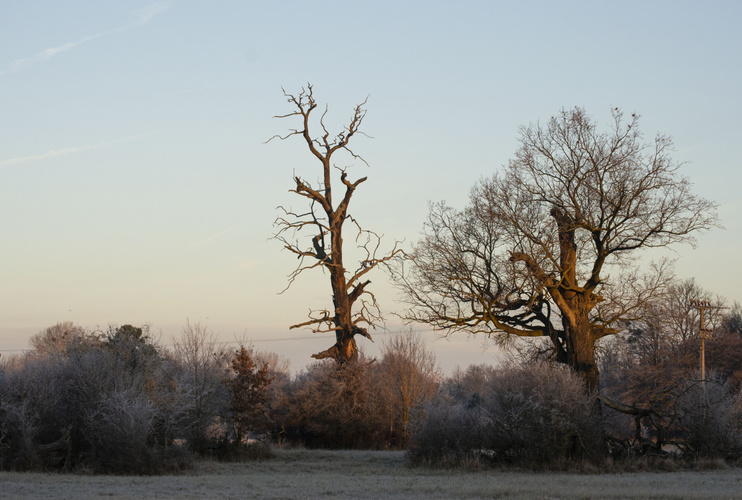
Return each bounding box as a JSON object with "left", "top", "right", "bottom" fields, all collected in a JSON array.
[{"left": 397, "top": 108, "right": 719, "bottom": 391}]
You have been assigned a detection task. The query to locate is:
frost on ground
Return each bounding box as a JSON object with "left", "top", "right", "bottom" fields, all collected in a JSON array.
[{"left": 2, "top": 449, "right": 741, "bottom": 500}]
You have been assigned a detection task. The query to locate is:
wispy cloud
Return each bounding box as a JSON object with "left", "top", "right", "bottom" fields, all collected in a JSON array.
[
  {"left": 1, "top": 1, "right": 172, "bottom": 77},
  {"left": 135, "top": 1, "right": 171, "bottom": 24},
  {"left": 165, "top": 83, "right": 229, "bottom": 98},
  {"left": 0, "top": 145, "right": 96, "bottom": 166},
  {"left": 189, "top": 228, "right": 236, "bottom": 249},
  {"left": 0, "top": 33, "right": 104, "bottom": 76},
  {"left": 0, "top": 134, "right": 154, "bottom": 167}
]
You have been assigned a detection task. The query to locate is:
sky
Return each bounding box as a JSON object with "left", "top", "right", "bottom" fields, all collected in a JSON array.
[{"left": 1, "top": 1, "right": 740, "bottom": 372}]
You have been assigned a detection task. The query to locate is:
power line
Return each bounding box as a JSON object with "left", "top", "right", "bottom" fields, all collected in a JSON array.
[{"left": 0, "top": 329, "right": 414, "bottom": 354}]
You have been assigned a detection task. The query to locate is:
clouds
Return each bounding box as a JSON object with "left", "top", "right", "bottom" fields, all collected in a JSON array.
[
  {"left": 0, "top": 1, "right": 172, "bottom": 77},
  {"left": 0, "top": 34, "right": 100, "bottom": 76},
  {"left": 0, "top": 134, "right": 155, "bottom": 167},
  {"left": 0, "top": 144, "right": 96, "bottom": 167},
  {"left": 189, "top": 228, "right": 236, "bottom": 249},
  {"left": 135, "top": 2, "right": 172, "bottom": 25}
]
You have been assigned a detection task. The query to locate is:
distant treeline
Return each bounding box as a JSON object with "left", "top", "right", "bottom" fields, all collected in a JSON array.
[{"left": 2, "top": 302, "right": 742, "bottom": 474}]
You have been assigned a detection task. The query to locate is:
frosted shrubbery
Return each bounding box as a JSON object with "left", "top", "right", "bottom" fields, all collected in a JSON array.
[
  {"left": 0, "top": 322, "right": 272, "bottom": 473},
  {"left": 0, "top": 324, "right": 190, "bottom": 473},
  {"left": 675, "top": 377, "right": 742, "bottom": 458},
  {"left": 408, "top": 362, "right": 603, "bottom": 466}
]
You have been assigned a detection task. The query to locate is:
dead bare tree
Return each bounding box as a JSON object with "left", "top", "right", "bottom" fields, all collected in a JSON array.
[
  {"left": 396, "top": 108, "right": 719, "bottom": 393},
  {"left": 270, "top": 85, "right": 401, "bottom": 364}
]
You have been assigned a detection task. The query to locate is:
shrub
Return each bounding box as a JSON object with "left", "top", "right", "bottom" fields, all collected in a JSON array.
[
  {"left": 270, "top": 358, "right": 397, "bottom": 449},
  {"left": 83, "top": 390, "right": 159, "bottom": 473},
  {"left": 675, "top": 377, "right": 742, "bottom": 458},
  {"left": 408, "top": 362, "right": 603, "bottom": 467},
  {"left": 0, "top": 399, "right": 42, "bottom": 470},
  {"left": 379, "top": 331, "right": 441, "bottom": 447},
  {"left": 0, "top": 324, "right": 194, "bottom": 473}
]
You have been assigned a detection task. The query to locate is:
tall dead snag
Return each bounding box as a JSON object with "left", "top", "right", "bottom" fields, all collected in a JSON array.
[
  {"left": 396, "top": 108, "right": 719, "bottom": 393},
  {"left": 270, "top": 85, "right": 400, "bottom": 364}
]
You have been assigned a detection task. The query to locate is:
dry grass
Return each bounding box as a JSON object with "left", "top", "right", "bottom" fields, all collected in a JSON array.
[{"left": 2, "top": 448, "right": 742, "bottom": 499}]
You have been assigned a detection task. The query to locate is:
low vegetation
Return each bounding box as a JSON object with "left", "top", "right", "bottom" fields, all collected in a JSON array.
[
  {"left": 0, "top": 322, "right": 271, "bottom": 473},
  {"left": 0, "top": 325, "right": 441, "bottom": 472},
  {"left": 408, "top": 362, "right": 603, "bottom": 467},
  {"left": 2, "top": 302, "right": 742, "bottom": 475}
]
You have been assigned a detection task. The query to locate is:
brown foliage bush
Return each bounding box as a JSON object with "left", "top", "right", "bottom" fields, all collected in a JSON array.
[
  {"left": 270, "top": 358, "right": 397, "bottom": 449},
  {"left": 268, "top": 333, "right": 440, "bottom": 450}
]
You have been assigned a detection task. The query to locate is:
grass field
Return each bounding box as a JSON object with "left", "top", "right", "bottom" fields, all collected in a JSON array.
[{"left": 2, "top": 448, "right": 742, "bottom": 499}]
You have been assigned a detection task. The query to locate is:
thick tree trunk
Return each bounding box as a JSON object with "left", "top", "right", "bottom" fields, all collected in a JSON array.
[
  {"left": 565, "top": 308, "right": 601, "bottom": 394},
  {"left": 550, "top": 207, "right": 603, "bottom": 406},
  {"left": 311, "top": 230, "right": 360, "bottom": 364},
  {"left": 563, "top": 309, "right": 605, "bottom": 456},
  {"left": 551, "top": 207, "right": 602, "bottom": 394},
  {"left": 330, "top": 223, "right": 359, "bottom": 364},
  {"left": 567, "top": 327, "right": 600, "bottom": 394}
]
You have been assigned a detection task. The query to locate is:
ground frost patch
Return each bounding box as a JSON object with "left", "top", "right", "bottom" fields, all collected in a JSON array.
[{"left": 2, "top": 449, "right": 741, "bottom": 499}]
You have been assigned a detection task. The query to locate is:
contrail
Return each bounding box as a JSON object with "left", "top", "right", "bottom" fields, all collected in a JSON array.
[
  {"left": 0, "top": 134, "right": 156, "bottom": 167},
  {"left": 1, "top": 1, "right": 172, "bottom": 76},
  {"left": 189, "top": 228, "right": 236, "bottom": 249}
]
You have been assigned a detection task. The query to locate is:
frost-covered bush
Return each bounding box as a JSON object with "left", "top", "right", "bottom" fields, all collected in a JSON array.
[
  {"left": 83, "top": 390, "right": 159, "bottom": 472},
  {"left": 171, "top": 321, "right": 231, "bottom": 455},
  {"left": 676, "top": 377, "right": 742, "bottom": 458},
  {"left": 408, "top": 362, "right": 602, "bottom": 466},
  {"left": 486, "top": 362, "right": 602, "bottom": 463},
  {"left": 0, "top": 324, "right": 192, "bottom": 473}
]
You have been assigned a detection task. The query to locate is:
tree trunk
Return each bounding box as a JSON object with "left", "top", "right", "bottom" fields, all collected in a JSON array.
[
  {"left": 329, "top": 221, "right": 359, "bottom": 364},
  {"left": 553, "top": 207, "right": 601, "bottom": 395},
  {"left": 303, "top": 250, "right": 363, "bottom": 363},
  {"left": 567, "top": 326, "right": 600, "bottom": 394},
  {"left": 564, "top": 306, "right": 601, "bottom": 394}
]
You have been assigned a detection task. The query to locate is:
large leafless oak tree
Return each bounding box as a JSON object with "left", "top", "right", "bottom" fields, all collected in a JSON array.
[
  {"left": 271, "top": 85, "right": 401, "bottom": 364},
  {"left": 396, "top": 108, "right": 719, "bottom": 392}
]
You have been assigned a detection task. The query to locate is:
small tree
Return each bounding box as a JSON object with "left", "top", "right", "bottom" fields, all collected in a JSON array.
[
  {"left": 271, "top": 84, "right": 401, "bottom": 364},
  {"left": 224, "top": 345, "right": 271, "bottom": 445},
  {"left": 397, "top": 108, "right": 719, "bottom": 392},
  {"left": 380, "top": 331, "right": 440, "bottom": 444},
  {"left": 172, "top": 320, "right": 229, "bottom": 454},
  {"left": 29, "top": 322, "right": 88, "bottom": 356}
]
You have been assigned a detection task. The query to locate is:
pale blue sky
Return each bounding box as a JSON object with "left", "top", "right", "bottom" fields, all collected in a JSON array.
[{"left": 1, "top": 1, "right": 740, "bottom": 371}]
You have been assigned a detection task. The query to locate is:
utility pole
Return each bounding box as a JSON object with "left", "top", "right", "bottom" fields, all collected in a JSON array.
[{"left": 689, "top": 299, "right": 726, "bottom": 387}]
